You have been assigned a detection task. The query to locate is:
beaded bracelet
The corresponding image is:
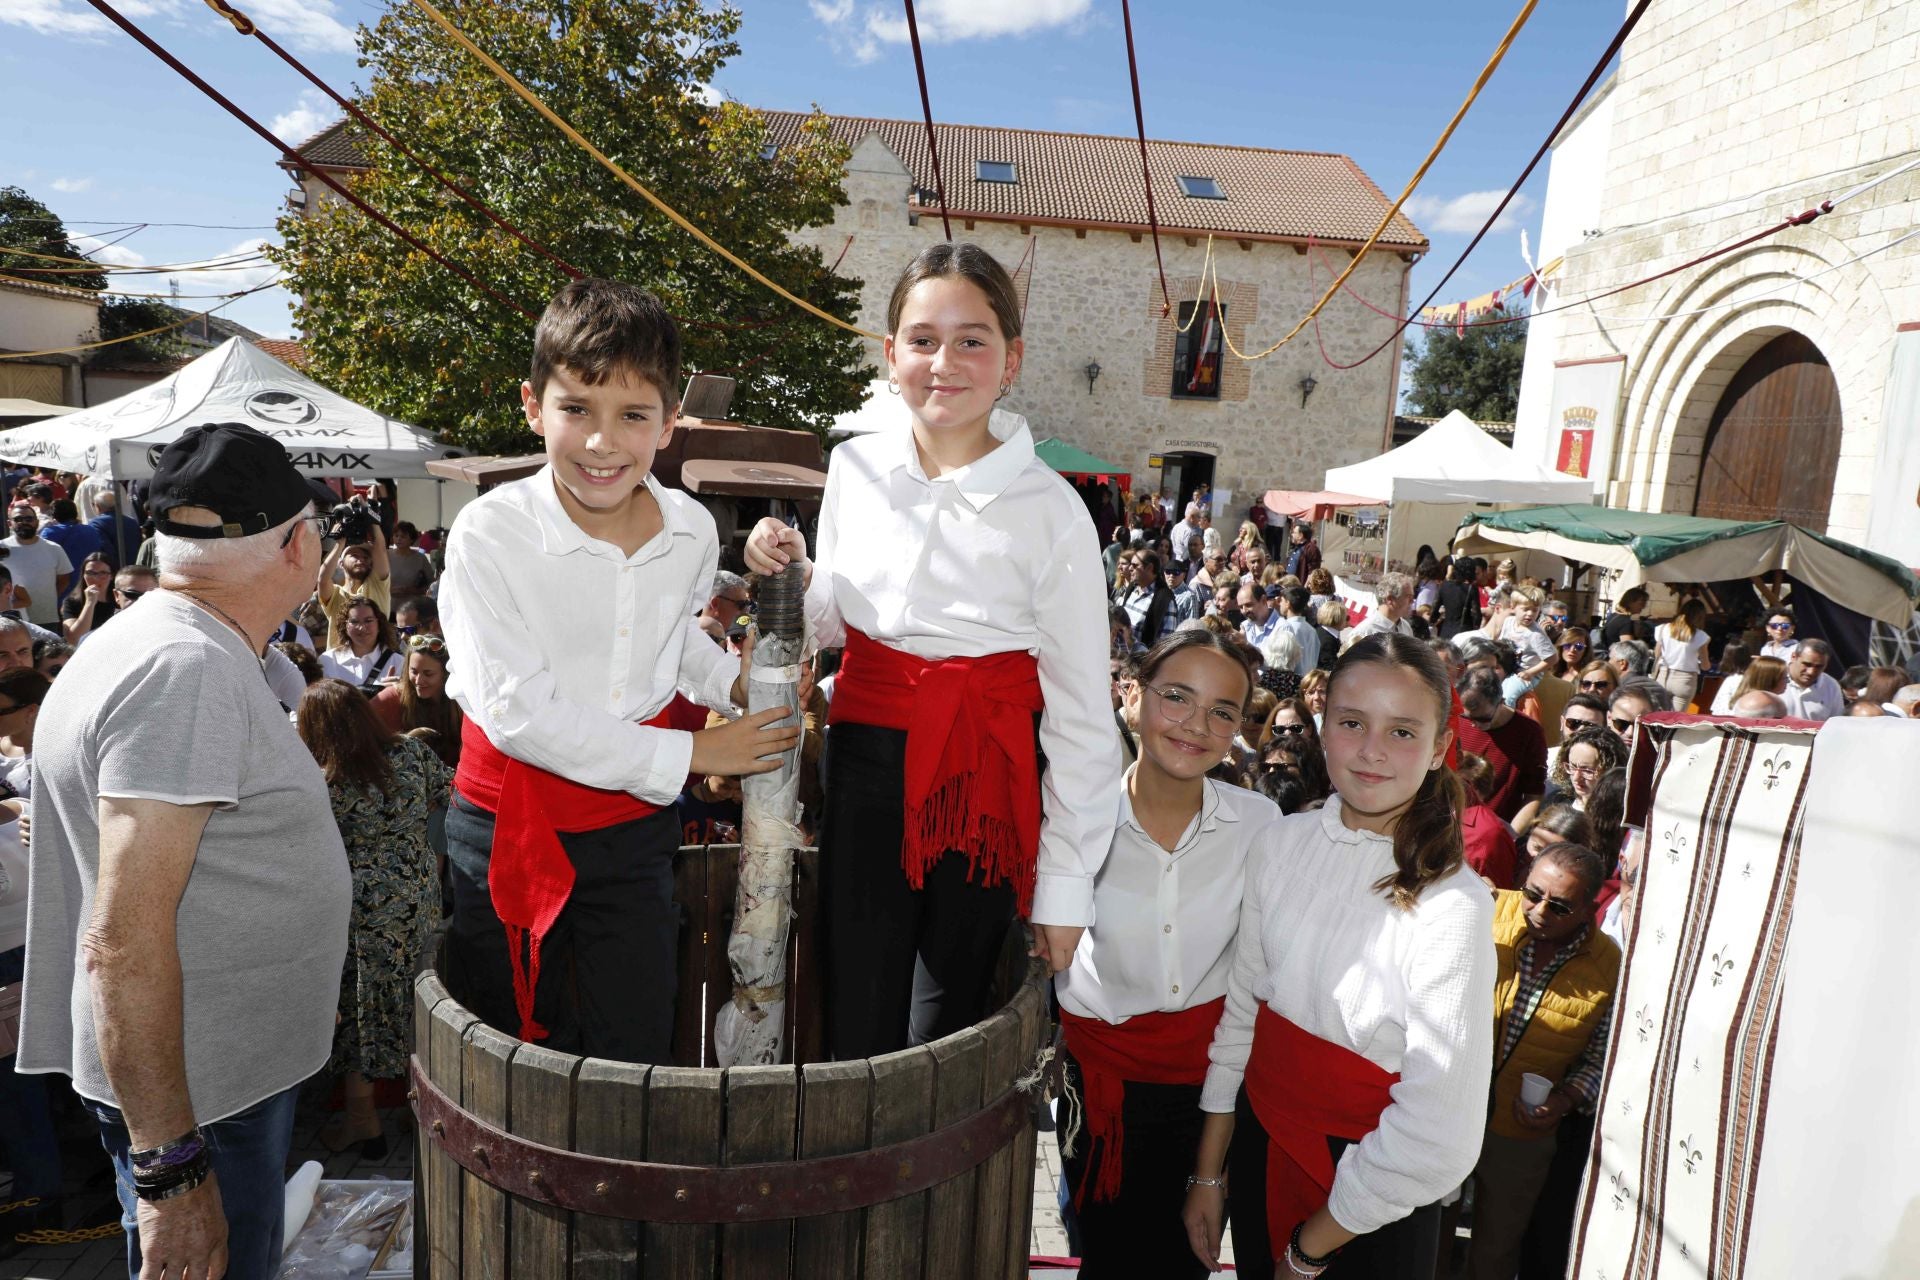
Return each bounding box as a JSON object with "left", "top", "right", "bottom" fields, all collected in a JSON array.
[{"left": 1287, "top": 1222, "right": 1338, "bottom": 1275}]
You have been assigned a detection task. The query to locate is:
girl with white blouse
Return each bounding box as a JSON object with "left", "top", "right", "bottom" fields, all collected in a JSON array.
[
  {"left": 1182, "top": 633, "right": 1495, "bottom": 1278},
  {"left": 746, "top": 243, "right": 1121, "bottom": 1058},
  {"left": 1652, "top": 599, "right": 1711, "bottom": 709},
  {"left": 1055, "top": 630, "right": 1279, "bottom": 1278}
]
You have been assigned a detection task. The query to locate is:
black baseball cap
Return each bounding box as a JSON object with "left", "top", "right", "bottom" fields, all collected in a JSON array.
[{"left": 150, "top": 422, "right": 336, "bottom": 539}]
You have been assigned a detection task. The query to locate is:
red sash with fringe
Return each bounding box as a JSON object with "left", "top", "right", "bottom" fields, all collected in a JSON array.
[
  {"left": 1245, "top": 1005, "right": 1399, "bottom": 1243},
  {"left": 1059, "top": 997, "right": 1225, "bottom": 1207},
  {"left": 827, "top": 629, "right": 1045, "bottom": 914},
  {"left": 453, "top": 711, "right": 674, "bottom": 1042}
]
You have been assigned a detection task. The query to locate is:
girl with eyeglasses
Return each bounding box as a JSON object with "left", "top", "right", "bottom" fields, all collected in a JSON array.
[
  {"left": 1260, "top": 697, "right": 1331, "bottom": 804},
  {"left": 1511, "top": 728, "right": 1628, "bottom": 840},
  {"left": 1549, "top": 627, "right": 1591, "bottom": 681},
  {"left": 1186, "top": 634, "right": 1494, "bottom": 1279},
  {"left": 1054, "top": 630, "right": 1276, "bottom": 1278}
]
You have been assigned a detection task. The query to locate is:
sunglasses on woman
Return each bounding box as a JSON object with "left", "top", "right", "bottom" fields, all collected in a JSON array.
[
  {"left": 407, "top": 634, "right": 448, "bottom": 654},
  {"left": 1521, "top": 884, "right": 1578, "bottom": 917},
  {"left": 1580, "top": 679, "right": 1612, "bottom": 690},
  {"left": 1269, "top": 722, "right": 1310, "bottom": 737}
]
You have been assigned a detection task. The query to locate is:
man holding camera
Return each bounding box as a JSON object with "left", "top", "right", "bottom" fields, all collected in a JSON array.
[{"left": 316, "top": 499, "right": 391, "bottom": 651}]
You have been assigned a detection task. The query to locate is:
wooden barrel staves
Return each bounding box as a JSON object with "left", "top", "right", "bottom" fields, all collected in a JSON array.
[{"left": 412, "top": 845, "right": 1054, "bottom": 1278}]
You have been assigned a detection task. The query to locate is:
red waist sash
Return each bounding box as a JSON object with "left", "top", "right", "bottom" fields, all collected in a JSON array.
[
  {"left": 827, "top": 629, "right": 1045, "bottom": 914},
  {"left": 1244, "top": 1005, "right": 1400, "bottom": 1243},
  {"left": 453, "top": 710, "right": 675, "bottom": 1042},
  {"left": 1060, "top": 997, "right": 1225, "bottom": 1207}
]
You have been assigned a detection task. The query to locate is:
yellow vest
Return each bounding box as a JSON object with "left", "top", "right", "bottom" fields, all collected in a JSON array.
[{"left": 1488, "top": 890, "right": 1620, "bottom": 1141}]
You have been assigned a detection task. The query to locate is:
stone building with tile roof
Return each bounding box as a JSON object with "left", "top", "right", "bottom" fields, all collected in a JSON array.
[{"left": 284, "top": 111, "right": 1424, "bottom": 509}]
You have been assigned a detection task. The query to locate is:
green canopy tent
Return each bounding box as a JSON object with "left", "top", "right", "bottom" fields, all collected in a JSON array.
[
  {"left": 1452, "top": 504, "right": 1920, "bottom": 626},
  {"left": 1033, "top": 437, "right": 1132, "bottom": 492}
]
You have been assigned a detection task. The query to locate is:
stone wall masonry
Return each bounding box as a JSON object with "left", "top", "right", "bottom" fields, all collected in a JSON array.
[
  {"left": 787, "top": 148, "right": 1414, "bottom": 508},
  {"left": 1541, "top": 0, "right": 1920, "bottom": 550}
]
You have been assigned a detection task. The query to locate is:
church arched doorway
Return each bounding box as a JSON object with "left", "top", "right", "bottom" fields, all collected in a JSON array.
[{"left": 1693, "top": 332, "right": 1842, "bottom": 530}]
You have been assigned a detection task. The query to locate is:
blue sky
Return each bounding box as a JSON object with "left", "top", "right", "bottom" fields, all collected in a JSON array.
[{"left": 1, "top": 0, "right": 1622, "bottom": 343}]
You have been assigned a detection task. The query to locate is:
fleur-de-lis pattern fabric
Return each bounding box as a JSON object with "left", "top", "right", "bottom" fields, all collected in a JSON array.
[{"left": 1572, "top": 720, "right": 1816, "bottom": 1280}]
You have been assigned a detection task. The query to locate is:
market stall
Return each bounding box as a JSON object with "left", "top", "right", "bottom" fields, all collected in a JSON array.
[{"left": 1451, "top": 503, "right": 1920, "bottom": 626}]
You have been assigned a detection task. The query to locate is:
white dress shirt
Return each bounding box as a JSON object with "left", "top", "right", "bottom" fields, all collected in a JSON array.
[
  {"left": 320, "top": 644, "right": 404, "bottom": 687},
  {"left": 1203, "top": 795, "right": 1495, "bottom": 1236},
  {"left": 1056, "top": 775, "right": 1281, "bottom": 1024},
  {"left": 1280, "top": 614, "right": 1320, "bottom": 675},
  {"left": 1241, "top": 610, "right": 1280, "bottom": 648},
  {"left": 441, "top": 467, "right": 738, "bottom": 806},
  {"left": 1780, "top": 671, "right": 1844, "bottom": 721},
  {"left": 804, "top": 411, "right": 1123, "bottom": 926}
]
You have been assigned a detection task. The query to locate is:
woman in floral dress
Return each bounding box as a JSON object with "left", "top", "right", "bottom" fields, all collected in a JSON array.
[{"left": 297, "top": 678, "right": 451, "bottom": 1157}]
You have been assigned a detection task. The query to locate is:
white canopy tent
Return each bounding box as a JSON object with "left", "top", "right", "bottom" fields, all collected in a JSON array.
[
  {"left": 1323, "top": 409, "right": 1595, "bottom": 505},
  {"left": 1319, "top": 411, "right": 1596, "bottom": 609},
  {"left": 0, "top": 338, "right": 460, "bottom": 480}
]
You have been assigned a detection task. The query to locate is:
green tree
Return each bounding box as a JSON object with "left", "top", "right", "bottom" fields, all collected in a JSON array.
[
  {"left": 0, "top": 187, "right": 107, "bottom": 292},
  {"left": 1402, "top": 317, "right": 1528, "bottom": 423},
  {"left": 271, "top": 0, "right": 870, "bottom": 454},
  {"left": 98, "top": 297, "right": 193, "bottom": 365}
]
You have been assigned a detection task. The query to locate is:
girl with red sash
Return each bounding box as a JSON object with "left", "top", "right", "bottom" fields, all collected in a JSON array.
[
  {"left": 1054, "top": 631, "right": 1278, "bottom": 1278},
  {"left": 746, "top": 244, "right": 1121, "bottom": 1057},
  {"left": 1183, "top": 634, "right": 1495, "bottom": 1278}
]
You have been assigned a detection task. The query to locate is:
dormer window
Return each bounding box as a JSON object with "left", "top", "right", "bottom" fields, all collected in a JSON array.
[
  {"left": 977, "top": 160, "right": 1017, "bottom": 184},
  {"left": 1177, "top": 175, "right": 1225, "bottom": 200}
]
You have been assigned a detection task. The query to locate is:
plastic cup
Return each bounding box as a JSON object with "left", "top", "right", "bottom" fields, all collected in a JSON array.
[{"left": 1520, "top": 1073, "right": 1554, "bottom": 1108}]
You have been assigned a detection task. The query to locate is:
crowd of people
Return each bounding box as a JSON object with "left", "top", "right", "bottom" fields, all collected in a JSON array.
[{"left": 0, "top": 241, "right": 1910, "bottom": 1280}]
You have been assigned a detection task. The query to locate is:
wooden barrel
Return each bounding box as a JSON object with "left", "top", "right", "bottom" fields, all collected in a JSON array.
[{"left": 411, "top": 844, "right": 1053, "bottom": 1278}]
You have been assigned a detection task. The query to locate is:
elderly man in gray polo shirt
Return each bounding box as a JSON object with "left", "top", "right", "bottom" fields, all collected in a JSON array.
[{"left": 17, "top": 423, "right": 350, "bottom": 1280}]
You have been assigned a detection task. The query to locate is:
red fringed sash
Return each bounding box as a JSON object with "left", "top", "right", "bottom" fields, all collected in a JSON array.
[
  {"left": 1059, "top": 997, "right": 1226, "bottom": 1207},
  {"left": 827, "top": 629, "right": 1045, "bottom": 914},
  {"left": 453, "top": 711, "right": 674, "bottom": 1042},
  {"left": 1244, "top": 1005, "right": 1400, "bottom": 1244}
]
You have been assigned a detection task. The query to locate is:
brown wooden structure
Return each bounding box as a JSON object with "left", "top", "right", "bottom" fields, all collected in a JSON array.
[
  {"left": 411, "top": 844, "right": 1051, "bottom": 1278},
  {"left": 1695, "top": 332, "right": 1844, "bottom": 531}
]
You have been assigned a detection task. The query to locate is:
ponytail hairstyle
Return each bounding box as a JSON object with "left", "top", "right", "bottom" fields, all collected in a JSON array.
[{"left": 1328, "top": 633, "right": 1466, "bottom": 910}]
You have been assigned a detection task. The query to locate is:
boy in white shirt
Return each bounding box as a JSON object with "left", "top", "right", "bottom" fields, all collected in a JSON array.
[{"left": 439, "top": 279, "right": 800, "bottom": 1062}]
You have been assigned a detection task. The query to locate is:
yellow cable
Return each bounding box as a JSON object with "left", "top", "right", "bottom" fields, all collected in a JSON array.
[
  {"left": 1172, "top": 236, "right": 1216, "bottom": 334},
  {"left": 408, "top": 0, "right": 882, "bottom": 341},
  {"left": 0, "top": 278, "right": 279, "bottom": 360},
  {"left": 1227, "top": 0, "right": 1539, "bottom": 360}
]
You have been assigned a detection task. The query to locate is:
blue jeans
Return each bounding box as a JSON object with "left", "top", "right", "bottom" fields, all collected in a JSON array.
[
  {"left": 0, "top": 945, "right": 62, "bottom": 1203},
  {"left": 88, "top": 1084, "right": 299, "bottom": 1280}
]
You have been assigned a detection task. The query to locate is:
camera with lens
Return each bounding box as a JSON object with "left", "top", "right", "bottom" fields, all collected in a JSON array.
[{"left": 324, "top": 497, "right": 376, "bottom": 545}]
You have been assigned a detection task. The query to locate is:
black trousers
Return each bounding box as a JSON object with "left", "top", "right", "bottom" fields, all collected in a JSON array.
[
  {"left": 1227, "top": 1088, "right": 1442, "bottom": 1280},
  {"left": 1057, "top": 1053, "right": 1210, "bottom": 1280},
  {"left": 443, "top": 792, "right": 679, "bottom": 1063},
  {"left": 821, "top": 723, "right": 1018, "bottom": 1060},
  {"left": 1519, "top": 1110, "right": 1595, "bottom": 1279}
]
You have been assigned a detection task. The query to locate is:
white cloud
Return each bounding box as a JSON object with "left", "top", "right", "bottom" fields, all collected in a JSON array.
[
  {"left": 237, "top": 0, "right": 355, "bottom": 53},
  {"left": 0, "top": 0, "right": 110, "bottom": 38},
  {"left": 1403, "top": 190, "right": 1533, "bottom": 235},
  {"left": 49, "top": 177, "right": 93, "bottom": 194},
  {"left": 270, "top": 89, "right": 337, "bottom": 145},
  {"left": 813, "top": 0, "right": 1091, "bottom": 62}
]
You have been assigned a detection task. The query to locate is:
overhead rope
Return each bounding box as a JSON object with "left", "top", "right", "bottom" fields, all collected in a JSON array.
[
  {"left": 83, "top": 0, "right": 537, "bottom": 321},
  {"left": 1231, "top": 0, "right": 1540, "bottom": 361},
  {"left": 0, "top": 243, "right": 269, "bottom": 271},
  {"left": 1121, "top": 0, "right": 1172, "bottom": 319},
  {"left": 1310, "top": 0, "right": 1653, "bottom": 369},
  {"left": 0, "top": 270, "right": 277, "bottom": 302},
  {"left": 0, "top": 276, "right": 281, "bottom": 360},
  {"left": 408, "top": 0, "right": 882, "bottom": 340},
  {"left": 201, "top": 0, "right": 582, "bottom": 281},
  {"left": 900, "top": 0, "right": 952, "bottom": 242}
]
